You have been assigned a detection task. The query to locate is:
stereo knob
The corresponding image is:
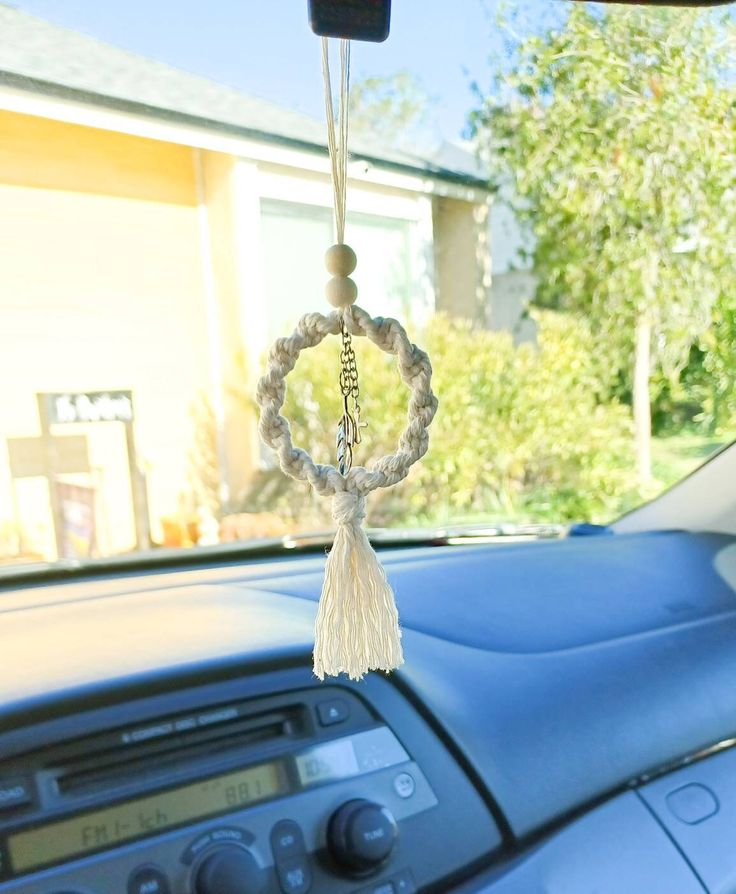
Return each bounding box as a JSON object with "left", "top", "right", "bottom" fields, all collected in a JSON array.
[
  {"left": 327, "top": 799, "right": 398, "bottom": 874},
  {"left": 194, "top": 847, "right": 264, "bottom": 894}
]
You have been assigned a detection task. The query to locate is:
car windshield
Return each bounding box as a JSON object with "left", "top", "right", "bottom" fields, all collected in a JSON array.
[{"left": 1, "top": 0, "right": 735, "bottom": 571}]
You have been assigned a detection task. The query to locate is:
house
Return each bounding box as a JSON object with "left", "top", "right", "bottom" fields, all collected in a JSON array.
[{"left": 0, "top": 5, "right": 493, "bottom": 561}]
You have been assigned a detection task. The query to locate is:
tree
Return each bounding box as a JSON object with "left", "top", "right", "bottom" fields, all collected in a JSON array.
[
  {"left": 349, "top": 71, "right": 438, "bottom": 150},
  {"left": 692, "top": 292, "right": 736, "bottom": 433},
  {"left": 471, "top": 4, "right": 736, "bottom": 481}
]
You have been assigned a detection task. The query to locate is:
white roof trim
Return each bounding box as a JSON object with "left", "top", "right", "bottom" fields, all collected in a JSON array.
[{"left": 0, "top": 85, "right": 486, "bottom": 203}]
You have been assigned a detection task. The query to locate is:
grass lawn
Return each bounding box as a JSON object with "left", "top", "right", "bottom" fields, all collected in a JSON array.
[{"left": 651, "top": 432, "right": 730, "bottom": 490}]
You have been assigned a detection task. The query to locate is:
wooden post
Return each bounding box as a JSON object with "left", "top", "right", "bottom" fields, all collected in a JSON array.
[
  {"left": 124, "top": 404, "right": 151, "bottom": 551},
  {"left": 9, "top": 478, "right": 25, "bottom": 557},
  {"left": 36, "top": 393, "right": 65, "bottom": 559}
]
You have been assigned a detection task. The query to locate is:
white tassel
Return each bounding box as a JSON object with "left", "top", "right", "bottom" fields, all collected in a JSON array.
[{"left": 313, "top": 491, "right": 403, "bottom": 681}]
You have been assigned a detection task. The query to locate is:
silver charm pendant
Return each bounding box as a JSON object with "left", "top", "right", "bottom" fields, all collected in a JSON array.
[
  {"left": 336, "top": 319, "right": 368, "bottom": 475},
  {"left": 336, "top": 401, "right": 355, "bottom": 476}
]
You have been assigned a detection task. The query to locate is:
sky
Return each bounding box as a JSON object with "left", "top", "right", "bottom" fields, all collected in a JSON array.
[{"left": 6, "top": 0, "right": 563, "bottom": 141}]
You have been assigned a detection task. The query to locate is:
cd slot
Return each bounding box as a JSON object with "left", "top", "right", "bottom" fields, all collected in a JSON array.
[{"left": 54, "top": 705, "right": 307, "bottom": 801}]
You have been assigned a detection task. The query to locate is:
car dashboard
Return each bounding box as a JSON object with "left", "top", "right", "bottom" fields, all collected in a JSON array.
[{"left": 1, "top": 530, "right": 736, "bottom": 893}]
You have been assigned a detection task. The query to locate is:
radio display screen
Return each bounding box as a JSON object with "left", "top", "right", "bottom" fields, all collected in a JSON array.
[{"left": 7, "top": 760, "right": 286, "bottom": 872}]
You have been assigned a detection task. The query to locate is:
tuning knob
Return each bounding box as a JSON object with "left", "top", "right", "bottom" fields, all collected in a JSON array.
[
  {"left": 194, "top": 847, "right": 264, "bottom": 894},
  {"left": 327, "top": 799, "right": 398, "bottom": 874}
]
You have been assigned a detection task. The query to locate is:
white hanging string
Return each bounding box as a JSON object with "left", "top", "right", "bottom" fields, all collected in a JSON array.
[{"left": 321, "top": 37, "right": 351, "bottom": 245}]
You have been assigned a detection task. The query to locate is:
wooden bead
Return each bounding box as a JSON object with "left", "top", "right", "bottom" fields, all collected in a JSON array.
[
  {"left": 325, "top": 243, "right": 357, "bottom": 277},
  {"left": 326, "top": 276, "right": 358, "bottom": 307}
]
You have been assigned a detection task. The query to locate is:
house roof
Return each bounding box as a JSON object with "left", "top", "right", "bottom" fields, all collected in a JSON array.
[{"left": 0, "top": 4, "right": 487, "bottom": 188}]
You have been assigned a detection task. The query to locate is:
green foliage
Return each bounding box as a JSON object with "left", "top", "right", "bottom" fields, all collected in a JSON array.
[
  {"left": 652, "top": 432, "right": 727, "bottom": 491},
  {"left": 249, "top": 312, "right": 639, "bottom": 528},
  {"left": 470, "top": 4, "right": 736, "bottom": 392},
  {"left": 687, "top": 295, "right": 736, "bottom": 433},
  {"left": 702, "top": 297, "right": 736, "bottom": 432}
]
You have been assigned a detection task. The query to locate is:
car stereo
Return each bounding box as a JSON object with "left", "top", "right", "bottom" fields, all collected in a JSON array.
[{"left": 0, "top": 682, "right": 497, "bottom": 893}]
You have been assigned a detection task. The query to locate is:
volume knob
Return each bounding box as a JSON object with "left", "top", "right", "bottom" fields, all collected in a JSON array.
[
  {"left": 327, "top": 799, "right": 398, "bottom": 874},
  {"left": 194, "top": 847, "right": 264, "bottom": 894}
]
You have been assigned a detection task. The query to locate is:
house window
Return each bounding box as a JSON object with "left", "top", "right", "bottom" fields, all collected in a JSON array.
[{"left": 260, "top": 200, "right": 413, "bottom": 340}]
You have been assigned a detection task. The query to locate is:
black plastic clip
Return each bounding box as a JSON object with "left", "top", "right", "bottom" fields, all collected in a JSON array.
[{"left": 309, "top": 0, "right": 391, "bottom": 43}]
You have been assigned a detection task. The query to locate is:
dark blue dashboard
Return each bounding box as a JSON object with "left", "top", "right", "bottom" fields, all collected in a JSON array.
[{"left": 1, "top": 530, "right": 736, "bottom": 892}]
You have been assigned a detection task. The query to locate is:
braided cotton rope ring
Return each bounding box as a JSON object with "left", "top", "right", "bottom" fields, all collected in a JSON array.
[
  {"left": 256, "top": 304, "right": 437, "bottom": 681},
  {"left": 256, "top": 305, "right": 437, "bottom": 499}
]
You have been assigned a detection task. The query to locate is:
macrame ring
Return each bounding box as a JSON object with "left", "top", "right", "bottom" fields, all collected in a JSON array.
[{"left": 256, "top": 305, "right": 438, "bottom": 500}]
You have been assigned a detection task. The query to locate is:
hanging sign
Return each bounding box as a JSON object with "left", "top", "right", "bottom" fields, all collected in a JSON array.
[{"left": 44, "top": 391, "right": 134, "bottom": 426}]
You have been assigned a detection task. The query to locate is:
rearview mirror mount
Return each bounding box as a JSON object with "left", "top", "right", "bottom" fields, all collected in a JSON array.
[{"left": 308, "top": 0, "right": 391, "bottom": 43}]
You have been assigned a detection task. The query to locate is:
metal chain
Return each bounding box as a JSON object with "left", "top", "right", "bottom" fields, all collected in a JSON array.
[
  {"left": 340, "top": 321, "right": 361, "bottom": 429},
  {"left": 336, "top": 318, "right": 366, "bottom": 475}
]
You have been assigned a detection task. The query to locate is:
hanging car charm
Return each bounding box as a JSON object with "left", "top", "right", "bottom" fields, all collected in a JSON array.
[{"left": 256, "top": 34, "right": 437, "bottom": 681}]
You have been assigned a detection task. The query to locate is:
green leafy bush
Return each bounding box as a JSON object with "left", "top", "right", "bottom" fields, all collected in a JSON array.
[{"left": 248, "top": 311, "right": 640, "bottom": 529}]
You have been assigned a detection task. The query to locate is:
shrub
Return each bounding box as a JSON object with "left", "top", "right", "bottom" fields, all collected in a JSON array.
[{"left": 246, "top": 311, "right": 640, "bottom": 529}]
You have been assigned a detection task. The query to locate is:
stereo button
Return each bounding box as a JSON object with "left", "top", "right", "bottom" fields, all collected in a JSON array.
[
  {"left": 328, "top": 800, "right": 398, "bottom": 873},
  {"left": 276, "top": 854, "right": 312, "bottom": 894},
  {"left": 357, "top": 873, "right": 415, "bottom": 894},
  {"left": 392, "top": 869, "right": 417, "bottom": 894},
  {"left": 0, "top": 777, "right": 32, "bottom": 813},
  {"left": 271, "top": 819, "right": 306, "bottom": 859},
  {"left": 128, "top": 865, "right": 170, "bottom": 894},
  {"left": 194, "top": 847, "right": 263, "bottom": 894},
  {"left": 317, "top": 698, "right": 350, "bottom": 726},
  {"left": 393, "top": 773, "right": 415, "bottom": 799}
]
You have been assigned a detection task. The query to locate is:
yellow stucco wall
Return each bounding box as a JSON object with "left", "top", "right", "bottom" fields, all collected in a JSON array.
[
  {"left": 0, "top": 111, "right": 212, "bottom": 558},
  {"left": 197, "top": 150, "right": 259, "bottom": 504},
  {"left": 0, "top": 106, "right": 490, "bottom": 560}
]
